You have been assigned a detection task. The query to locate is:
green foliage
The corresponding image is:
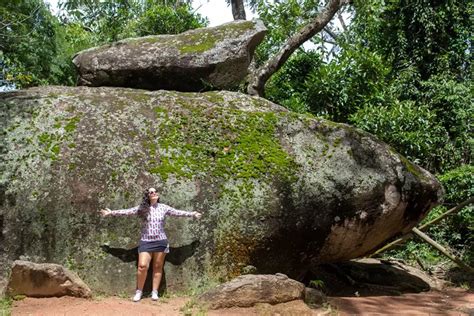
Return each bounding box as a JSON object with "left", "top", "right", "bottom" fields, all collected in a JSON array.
[
  {"left": 350, "top": 101, "right": 450, "bottom": 171},
  {"left": 309, "top": 279, "right": 325, "bottom": 289},
  {"left": 266, "top": 51, "right": 322, "bottom": 113},
  {"left": 418, "top": 76, "right": 473, "bottom": 170},
  {"left": 353, "top": 0, "right": 473, "bottom": 80},
  {"left": 0, "top": 0, "right": 74, "bottom": 87},
  {"left": 0, "top": 297, "right": 12, "bottom": 316},
  {"left": 438, "top": 165, "right": 474, "bottom": 203},
  {"left": 58, "top": 0, "right": 207, "bottom": 43},
  {"left": 127, "top": 4, "right": 207, "bottom": 37},
  {"left": 435, "top": 165, "right": 473, "bottom": 265},
  {"left": 254, "top": 0, "right": 325, "bottom": 65},
  {"left": 305, "top": 45, "right": 390, "bottom": 121}
]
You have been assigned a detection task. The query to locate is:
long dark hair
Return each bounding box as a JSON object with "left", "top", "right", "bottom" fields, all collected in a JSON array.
[{"left": 137, "top": 188, "right": 159, "bottom": 220}]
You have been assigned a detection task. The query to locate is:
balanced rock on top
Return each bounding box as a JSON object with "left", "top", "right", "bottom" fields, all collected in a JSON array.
[{"left": 72, "top": 20, "right": 266, "bottom": 91}]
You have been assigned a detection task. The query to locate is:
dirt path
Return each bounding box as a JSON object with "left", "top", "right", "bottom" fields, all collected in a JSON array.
[
  {"left": 11, "top": 288, "right": 473, "bottom": 315},
  {"left": 329, "top": 288, "right": 473, "bottom": 315}
]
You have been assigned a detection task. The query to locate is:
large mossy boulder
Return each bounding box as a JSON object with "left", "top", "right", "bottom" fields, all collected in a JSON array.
[
  {"left": 0, "top": 86, "right": 442, "bottom": 294},
  {"left": 72, "top": 20, "right": 266, "bottom": 91}
]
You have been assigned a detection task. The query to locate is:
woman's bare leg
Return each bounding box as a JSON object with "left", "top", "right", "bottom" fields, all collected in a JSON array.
[
  {"left": 137, "top": 252, "right": 152, "bottom": 290},
  {"left": 151, "top": 252, "right": 166, "bottom": 292}
]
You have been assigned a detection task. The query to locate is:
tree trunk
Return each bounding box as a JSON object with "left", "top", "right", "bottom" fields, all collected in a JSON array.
[
  {"left": 247, "top": 0, "right": 348, "bottom": 96},
  {"left": 231, "top": 0, "right": 246, "bottom": 20}
]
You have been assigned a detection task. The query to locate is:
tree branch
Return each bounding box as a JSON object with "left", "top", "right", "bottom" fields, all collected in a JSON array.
[
  {"left": 323, "top": 26, "right": 338, "bottom": 41},
  {"left": 369, "top": 197, "right": 474, "bottom": 257},
  {"left": 247, "top": 0, "right": 349, "bottom": 96},
  {"left": 337, "top": 10, "right": 347, "bottom": 32},
  {"left": 412, "top": 227, "right": 474, "bottom": 273}
]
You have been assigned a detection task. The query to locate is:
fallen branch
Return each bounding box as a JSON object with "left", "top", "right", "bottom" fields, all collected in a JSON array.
[
  {"left": 370, "top": 197, "right": 474, "bottom": 256},
  {"left": 412, "top": 227, "right": 474, "bottom": 273}
]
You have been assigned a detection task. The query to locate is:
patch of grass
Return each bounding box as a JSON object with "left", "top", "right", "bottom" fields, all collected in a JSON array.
[
  {"left": 12, "top": 295, "right": 25, "bottom": 301},
  {"left": 116, "top": 291, "right": 131, "bottom": 300},
  {"left": 0, "top": 297, "right": 12, "bottom": 316},
  {"left": 180, "top": 298, "right": 208, "bottom": 316},
  {"left": 91, "top": 292, "right": 108, "bottom": 301}
]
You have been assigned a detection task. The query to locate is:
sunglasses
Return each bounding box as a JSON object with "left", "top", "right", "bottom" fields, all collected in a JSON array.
[{"left": 148, "top": 191, "right": 157, "bottom": 195}]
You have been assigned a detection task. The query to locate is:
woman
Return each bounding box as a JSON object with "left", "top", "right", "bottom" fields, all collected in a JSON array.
[{"left": 100, "top": 187, "right": 202, "bottom": 302}]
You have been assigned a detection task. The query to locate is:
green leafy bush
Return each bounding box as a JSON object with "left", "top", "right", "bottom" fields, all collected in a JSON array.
[
  {"left": 129, "top": 4, "right": 207, "bottom": 37},
  {"left": 350, "top": 101, "right": 450, "bottom": 171}
]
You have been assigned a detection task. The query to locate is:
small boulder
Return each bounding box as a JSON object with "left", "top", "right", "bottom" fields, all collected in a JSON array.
[
  {"left": 304, "top": 287, "right": 326, "bottom": 306},
  {"left": 199, "top": 273, "right": 305, "bottom": 309},
  {"left": 7, "top": 260, "right": 91, "bottom": 298},
  {"left": 73, "top": 20, "right": 267, "bottom": 91}
]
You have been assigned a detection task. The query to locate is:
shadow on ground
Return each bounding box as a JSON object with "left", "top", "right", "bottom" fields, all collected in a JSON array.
[{"left": 304, "top": 259, "right": 432, "bottom": 297}]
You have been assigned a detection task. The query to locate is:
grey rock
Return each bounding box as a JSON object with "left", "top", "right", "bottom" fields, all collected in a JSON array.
[
  {"left": 304, "top": 287, "right": 326, "bottom": 306},
  {"left": 7, "top": 260, "right": 92, "bottom": 298},
  {"left": 199, "top": 274, "right": 305, "bottom": 309},
  {"left": 0, "top": 86, "right": 442, "bottom": 294},
  {"left": 241, "top": 265, "right": 258, "bottom": 274},
  {"left": 72, "top": 20, "right": 266, "bottom": 91}
]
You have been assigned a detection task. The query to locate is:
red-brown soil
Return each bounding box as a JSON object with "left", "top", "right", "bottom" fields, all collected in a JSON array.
[
  {"left": 11, "top": 288, "right": 473, "bottom": 315},
  {"left": 329, "top": 288, "right": 473, "bottom": 315}
]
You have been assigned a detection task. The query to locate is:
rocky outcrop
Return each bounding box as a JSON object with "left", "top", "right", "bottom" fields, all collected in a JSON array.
[
  {"left": 7, "top": 261, "right": 91, "bottom": 298},
  {"left": 0, "top": 86, "right": 442, "bottom": 293},
  {"left": 72, "top": 20, "right": 266, "bottom": 91},
  {"left": 199, "top": 274, "right": 304, "bottom": 309}
]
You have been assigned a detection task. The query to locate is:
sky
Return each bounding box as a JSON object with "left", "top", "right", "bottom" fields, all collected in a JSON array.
[
  {"left": 193, "top": 0, "right": 255, "bottom": 26},
  {"left": 45, "top": 0, "right": 255, "bottom": 27}
]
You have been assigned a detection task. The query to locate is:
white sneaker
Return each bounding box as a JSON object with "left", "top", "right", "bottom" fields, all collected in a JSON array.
[
  {"left": 151, "top": 291, "right": 159, "bottom": 301},
  {"left": 133, "top": 290, "right": 142, "bottom": 302}
]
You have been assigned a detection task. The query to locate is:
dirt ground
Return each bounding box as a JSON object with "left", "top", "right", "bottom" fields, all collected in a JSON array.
[{"left": 11, "top": 288, "right": 473, "bottom": 315}]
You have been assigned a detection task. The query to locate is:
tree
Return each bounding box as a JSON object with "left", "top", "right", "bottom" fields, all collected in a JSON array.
[
  {"left": 345, "top": 0, "right": 473, "bottom": 266},
  {"left": 58, "top": 0, "right": 207, "bottom": 43},
  {"left": 247, "top": 0, "right": 350, "bottom": 96},
  {"left": 348, "top": 0, "right": 473, "bottom": 173},
  {"left": 0, "top": 0, "right": 74, "bottom": 87},
  {"left": 353, "top": 0, "right": 472, "bottom": 81},
  {"left": 230, "top": 0, "right": 246, "bottom": 20}
]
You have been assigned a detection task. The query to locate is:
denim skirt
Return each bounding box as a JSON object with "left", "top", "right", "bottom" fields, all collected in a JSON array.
[{"left": 138, "top": 239, "right": 169, "bottom": 253}]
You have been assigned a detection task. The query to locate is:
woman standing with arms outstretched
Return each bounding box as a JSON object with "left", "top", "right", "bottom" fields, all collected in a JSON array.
[{"left": 100, "top": 187, "right": 202, "bottom": 302}]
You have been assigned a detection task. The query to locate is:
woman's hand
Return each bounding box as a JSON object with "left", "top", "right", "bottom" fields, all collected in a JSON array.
[
  {"left": 193, "top": 211, "right": 202, "bottom": 219},
  {"left": 99, "top": 208, "right": 112, "bottom": 217}
]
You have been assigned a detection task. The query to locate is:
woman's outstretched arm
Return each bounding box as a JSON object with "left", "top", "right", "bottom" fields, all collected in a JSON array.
[
  {"left": 100, "top": 206, "right": 140, "bottom": 217},
  {"left": 165, "top": 205, "right": 202, "bottom": 219}
]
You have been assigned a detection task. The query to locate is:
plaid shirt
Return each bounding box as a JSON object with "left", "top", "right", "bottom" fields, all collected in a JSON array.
[{"left": 110, "top": 203, "right": 194, "bottom": 241}]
